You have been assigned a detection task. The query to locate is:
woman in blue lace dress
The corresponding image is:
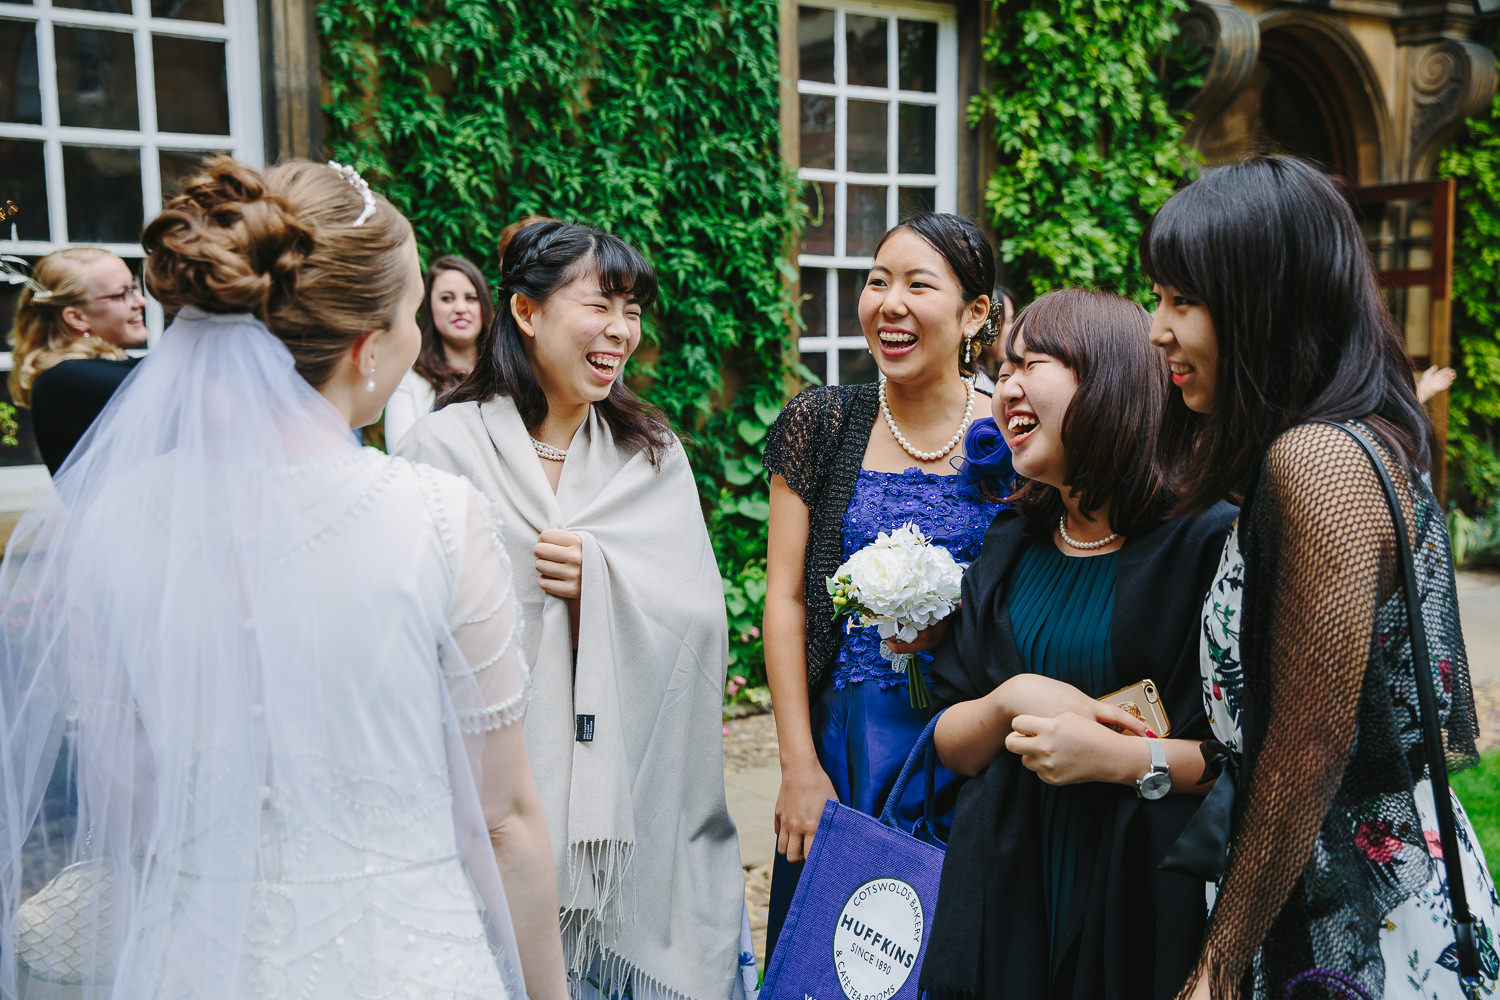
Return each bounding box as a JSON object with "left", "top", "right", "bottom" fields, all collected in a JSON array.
[{"left": 760, "top": 212, "right": 1011, "bottom": 964}]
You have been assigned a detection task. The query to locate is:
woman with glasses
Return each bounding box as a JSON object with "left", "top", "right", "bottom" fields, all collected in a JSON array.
[{"left": 6, "top": 248, "right": 148, "bottom": 473}]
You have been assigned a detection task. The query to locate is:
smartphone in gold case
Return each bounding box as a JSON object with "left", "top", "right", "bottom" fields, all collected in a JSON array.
[{"left": 1096, "top": 678, "right": 1171, "bottom": 737}]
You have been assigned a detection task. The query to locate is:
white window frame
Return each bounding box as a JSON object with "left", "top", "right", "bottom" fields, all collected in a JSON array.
[
  {"left": 795, "top": 0, "right": 959, "bottom": 385},
  {"left": 0, "top": 0, "right": 262, "bottom": 501}
]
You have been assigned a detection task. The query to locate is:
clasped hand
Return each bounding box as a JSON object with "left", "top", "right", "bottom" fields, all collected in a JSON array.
[
  {"left": 533, "top": 529, "right": 583, "bottom": 599},
  {"left": 996, "top": 675, "right": 1149, "bottom": 786}
]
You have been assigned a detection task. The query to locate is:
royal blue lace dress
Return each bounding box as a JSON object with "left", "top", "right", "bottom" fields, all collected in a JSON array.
[
  {"left": 765, "top": 466, "right": 1004, "bottom": 963},
  {"left": 816, "top": 467, "right": 1004, "bottom": 827}
]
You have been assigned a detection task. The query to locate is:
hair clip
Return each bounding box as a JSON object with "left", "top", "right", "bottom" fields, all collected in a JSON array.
[
  {"left": 0, "top": 255, "right": 53, "bottom": 301},
  {"left": 326, "top": 161, "right": 377, "bottom": 227}
]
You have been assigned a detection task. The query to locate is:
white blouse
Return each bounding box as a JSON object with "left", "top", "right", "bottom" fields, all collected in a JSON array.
[{"left": 383, "top": 368, "right": 437, "bottom": 450}]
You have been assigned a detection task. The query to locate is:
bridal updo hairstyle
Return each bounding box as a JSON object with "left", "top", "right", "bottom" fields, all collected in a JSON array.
[
  {"left": 443, "top": 219, "right": 674, "bottom": 465},
  {"left": 8, "top": 248, "right": 130, "bottom": 406},
  {"left": 1003, "top": 288, "right": 1184, "bottom": 538},
  {"left": 1139, "top": 155, "right": 1430, "bottom": 512},
  {"left": 874, "top": 212, "right": 1004, "bottom": 377},
  {"left": 141, "top": 155, "right": 413, "bottom": 388}
]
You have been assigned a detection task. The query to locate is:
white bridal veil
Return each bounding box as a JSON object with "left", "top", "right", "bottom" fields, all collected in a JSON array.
[{"left": 0, "top": 311, "right": 529, "bottom": 998}]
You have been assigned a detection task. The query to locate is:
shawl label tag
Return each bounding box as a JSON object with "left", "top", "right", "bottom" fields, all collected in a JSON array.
[{"left": 575, "top": 714, "right": 595, "bottom": 742}]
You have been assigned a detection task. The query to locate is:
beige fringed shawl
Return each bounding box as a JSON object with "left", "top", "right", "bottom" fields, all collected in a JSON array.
[{"left": 398, "top": 396, "right": 744, "bottom": 1000}]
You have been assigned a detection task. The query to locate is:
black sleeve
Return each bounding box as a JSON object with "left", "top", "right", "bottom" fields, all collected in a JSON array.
[
  {"left": 761, "top": 386, "right": 837, "bottom": 506},
  {"left": 30, "top": 359, "right": 139, "bottom": 474}
]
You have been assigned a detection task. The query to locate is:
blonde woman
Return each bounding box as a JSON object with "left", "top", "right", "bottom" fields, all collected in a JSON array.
[{"left": 7, "top": 248, "right": 147, "bottom": 472}]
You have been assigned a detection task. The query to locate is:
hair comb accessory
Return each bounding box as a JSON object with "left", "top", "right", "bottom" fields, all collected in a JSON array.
[
  {"left": 326, "top": 161, "right": 376, "bottom": 227},
  {"left": 0, "top": 255, "right": 54, "bottom": 301}
]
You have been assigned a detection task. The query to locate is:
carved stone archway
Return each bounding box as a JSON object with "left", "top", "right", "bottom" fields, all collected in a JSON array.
[
  {"left": 1179, "top": 0, "right": 1496, "bottom": 185},
  {"left": 1182, "top": 5, "right": 1392, "bottom": 182}
]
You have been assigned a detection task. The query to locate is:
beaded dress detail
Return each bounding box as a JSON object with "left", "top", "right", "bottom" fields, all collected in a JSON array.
[{"left": 830, "top": 467, "right": 1003, "bottom": 690}]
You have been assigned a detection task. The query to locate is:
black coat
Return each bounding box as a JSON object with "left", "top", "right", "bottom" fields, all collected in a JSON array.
[{"left": 920, "top": 502, "right": 1237, "bottom": 1000}]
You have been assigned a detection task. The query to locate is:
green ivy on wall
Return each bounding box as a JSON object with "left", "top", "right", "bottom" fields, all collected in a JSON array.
[
  {"left": 1441, "top": 36, "right": 1500, "bottom": 516},
  {"left": 972, "top": 0, "right": 1196, "bottom": 298},
  {"left": 319, "top": 0, "right": 802, "bottom": 685}
]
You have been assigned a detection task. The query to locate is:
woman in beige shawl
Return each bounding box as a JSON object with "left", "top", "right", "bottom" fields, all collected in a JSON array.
[{"left": 398, "top": 221, "right": 755, "bottom": 1000}]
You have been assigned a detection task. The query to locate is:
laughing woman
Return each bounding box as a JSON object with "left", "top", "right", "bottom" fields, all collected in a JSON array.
[
  {"left": 920, "top": 289, "right": 1236, "bottom": 1000},
  {"left": 761, "top": 212, "right": 1010, "bottom": 963},
  {"left": 396, "top": 221, "right": 754, "bottom": 1000},
  {"left": 1143, "top": 155, "right": 1500, "bottom": 1000}
]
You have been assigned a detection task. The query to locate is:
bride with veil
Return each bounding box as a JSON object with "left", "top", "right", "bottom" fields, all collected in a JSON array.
[{"left": 0, "top": 157, "right": 567, "bottom": 998}]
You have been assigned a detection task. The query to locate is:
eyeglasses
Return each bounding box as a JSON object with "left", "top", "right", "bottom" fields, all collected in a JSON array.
[{"left": 94, "top": 281, "right": 143, "bottom": 305}]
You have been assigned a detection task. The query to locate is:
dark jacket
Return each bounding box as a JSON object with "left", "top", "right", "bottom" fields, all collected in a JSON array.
[
  {"left": 921, "top": 502, "right": 1237, "bottom": 1000},
  {"left": 30, "top": 357, "right": 140, "bottom": 474}
]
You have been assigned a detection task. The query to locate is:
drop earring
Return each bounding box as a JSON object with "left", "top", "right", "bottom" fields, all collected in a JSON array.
[
  {"left": 365, "top": 365, "right": 376, "bottom": 392},
  {"left": 963, "top": 335, "right": 973, "bottom": 365}
]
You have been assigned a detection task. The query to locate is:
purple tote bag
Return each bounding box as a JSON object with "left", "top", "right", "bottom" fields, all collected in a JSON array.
[{"left": 760, "top": 715, "right": 945, "bottom": 1000}]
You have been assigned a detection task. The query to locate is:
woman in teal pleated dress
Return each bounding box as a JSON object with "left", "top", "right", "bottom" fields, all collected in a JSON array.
[{"left": 920, "top": 289, "right": 1237, "bottom": 1000}]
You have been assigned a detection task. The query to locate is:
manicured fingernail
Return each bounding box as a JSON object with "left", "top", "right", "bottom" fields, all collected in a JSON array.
[{"left": 1146, "top": 730, "right": 1157, "bottom": 738}]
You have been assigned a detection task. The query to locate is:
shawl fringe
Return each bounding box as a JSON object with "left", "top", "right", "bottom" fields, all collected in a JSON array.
[
  {"left": 560, "top": 837, "right": 635, "bottom": 963},
  {"left": 564, "top": 930, "right": 701, "bottom": 1000}
]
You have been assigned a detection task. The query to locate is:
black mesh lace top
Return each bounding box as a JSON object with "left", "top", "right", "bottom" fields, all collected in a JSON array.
[
  {"left": 761, "top": 383, "right": 880, "bottom": 691},
  {"left": 1191, "top": 422, "right": 1482, "bottom": 999}
]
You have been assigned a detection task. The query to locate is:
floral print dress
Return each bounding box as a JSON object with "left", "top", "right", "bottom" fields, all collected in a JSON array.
[{"left": 1201, "top": 526, "right": 1500, "bottom": 999}]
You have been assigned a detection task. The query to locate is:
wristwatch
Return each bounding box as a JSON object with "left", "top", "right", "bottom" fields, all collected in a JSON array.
[{"left": 1136, "top": 738, "right": 1171, "bottom": 800}]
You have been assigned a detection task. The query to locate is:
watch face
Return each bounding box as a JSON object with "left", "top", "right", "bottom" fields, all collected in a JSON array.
[{"left": 1139, "top": 772, "right": 1172, "bottom": 800}]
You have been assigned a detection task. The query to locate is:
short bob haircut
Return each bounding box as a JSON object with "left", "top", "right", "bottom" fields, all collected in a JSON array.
[
  {"left": 442, "top": 220, "right": 674, "bottom": 465},
  {"left": 1139, "top": 155, "right": 1430, "bottom": 512},
  {"left": 412, "top": 255, "right": 493, "bottom": 399},
  {"left": 1003, "top": 288, "right": 1185, "bottom": 538}
]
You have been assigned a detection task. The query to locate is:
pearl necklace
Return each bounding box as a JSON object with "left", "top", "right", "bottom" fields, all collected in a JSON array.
[
  {"left": 530, "top": 437, "right": 568, "bottom": 462},
  {"left": 879, "top": 377, "right": 975, "bottom": 462},
  {"left": 1057, "top": 513, "right": 1119, "bottom": 550}
]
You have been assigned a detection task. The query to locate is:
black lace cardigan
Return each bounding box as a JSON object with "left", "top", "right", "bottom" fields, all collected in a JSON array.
[{"left": 761, "top": 383, "right": 880, "bottom": 691}]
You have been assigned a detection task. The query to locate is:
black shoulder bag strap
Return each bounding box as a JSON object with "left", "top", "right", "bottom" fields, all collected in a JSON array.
[{"left": 1322, "top": 420, "right": 1480, "bottom": 995}]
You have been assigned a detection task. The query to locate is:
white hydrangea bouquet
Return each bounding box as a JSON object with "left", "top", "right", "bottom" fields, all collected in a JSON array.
[{"left": 826, "top": 522, "right": 965, "bottom": 709}]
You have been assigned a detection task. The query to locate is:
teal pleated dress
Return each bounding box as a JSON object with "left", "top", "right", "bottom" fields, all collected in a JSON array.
[{"left": 1006, "top": 540, "right": 1119, "bottom": 964}]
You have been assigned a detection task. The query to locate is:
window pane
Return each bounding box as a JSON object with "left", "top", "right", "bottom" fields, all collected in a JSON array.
[
  {"left": 55, "top": 27, "right": 139, "bottom": 130},
  {"left": 797, "top": 5, "right": 834, "bottom": 85},
  {"left": 838, "top": 269, "right": 865, "bottom": 339},
  {"left": 898, "top": 186, "right": 935, "bottom": 220},
  {"left": 898, "top": 104, "right": 936, "bottom": 174},
  {"left": 55, "top": 0, "right": 131, "bottom": 12},
  {"left": 802, "top": 180, "right": 834, "bottom": 256},
  {"left": 846, "top": 184, "right": 887, "bottom": 257},
  {"left": 846, "top": 14, "right": 886, "bottom": 88},
  {"left": 63, "top": 146, "right": 142, "bottom": 243},
  {"left": 898, "top": 20, "right": 938, "bottom": 92},
  {"left": 799, "top": 93, "right": 835, "bottom": 170},
  {"left": 799, "top": 347, "right": 831, "bottom": 386},
  {"left": 0, "top": 21, "right": 42, "bottom": 124},
  {"left": 152, "top": 0, "right": 225, "bottom": 23},
  {"left": 0, "top": 139, "right": 49, "bottom": 240},
  {"left": 847, "top": 100, "right": 886, "bottom": 173},
  {"left": 838, "top": 346, "right": 878, "bottom": 386},
  {"left": 798, "top": 267, "right": 828, "bottom": 340},
  {"left": 154, "top": 36, "right": 229, "bottom": 135}
]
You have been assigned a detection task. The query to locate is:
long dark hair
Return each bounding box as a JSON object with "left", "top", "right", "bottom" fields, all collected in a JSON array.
[
  {"left": 413, "top": 255, "right": 493, "bottom": 398},
  {"left": 442, "top": 220, "right": 674, "bottom": 465},
  {"left": 1139, "top": 155, "right": 1431, "bottom": 512},
  {"left": 875, "top": 212, "right": 1003, "bottom": 375},
  {"left": 1004, "top": 289, "right": 1184, "bottom": 537}
]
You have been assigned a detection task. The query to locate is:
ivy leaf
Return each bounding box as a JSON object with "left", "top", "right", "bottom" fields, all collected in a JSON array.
[{"left": 737, "top": 419, "right": 767, "bottom": 446}]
